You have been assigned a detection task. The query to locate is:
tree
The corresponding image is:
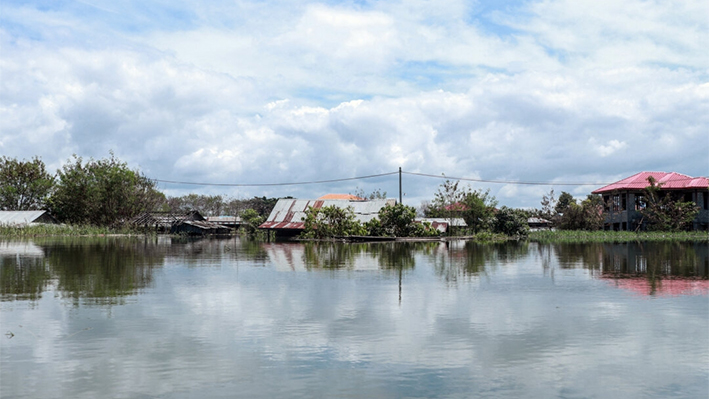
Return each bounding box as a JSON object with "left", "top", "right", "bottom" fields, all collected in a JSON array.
[
  {"left": 377, "top": 203, "right": 437, "bottom": 237},
  {"left": 555, "top": 191, "right": 575, "bottom": 214},
  {"left": 352, "top": 187, "right": 387, "bottom": 200},
  {"left": 49, "top": 154, "right": 163, "bottom": 226},
  {"left": 424, "top": 180, "right": 497, "bottom": 234},
  {"left": 639, "top": 177, "right": 699, "bottom": 231},
  {"left": 240, "top": 208, "right": 264, "bottom": 236},
  {"left": 492, "top": 207, "right": 529, "bottom": 237},
  {"left": 300, "top": 205, "right": 365, "bottom": 239},
  {"left": 460, "top": 189, "right": 498, "bottom": 233},
  {"left": 540, "top": 189, "right": 556, "bottom": 220},
  {"left": 0, "top": 156, "right": 55, "bottom": 210}
]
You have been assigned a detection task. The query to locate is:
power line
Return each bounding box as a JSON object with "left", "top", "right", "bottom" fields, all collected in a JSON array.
[
  {"left": 152, "top": 171, "right": 399, "bottom": 187},
  {"left": 151, "top": 170, "right": 611, "bottom": 188},
  {"left": 401, "top": 171, "right": 610, "bottom": 186}
]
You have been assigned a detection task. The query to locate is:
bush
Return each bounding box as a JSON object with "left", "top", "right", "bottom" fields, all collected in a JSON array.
[{"left": 492, "top": 207, "right": 529, "bottom": 237}]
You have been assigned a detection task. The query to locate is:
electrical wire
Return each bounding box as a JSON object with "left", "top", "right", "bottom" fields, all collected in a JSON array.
[
  {"left": 401, "top": 171, "right": 610, "bottom": 186},
  {"left": 152, "top": 170, "right": 612, "bottom": 187},
  {"left": 152, "top": 171, "right": 399, "bottom": 187}
]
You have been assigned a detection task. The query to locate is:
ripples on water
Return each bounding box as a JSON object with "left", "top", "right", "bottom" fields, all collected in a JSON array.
[{"left": 1, "top": 237, "right": 707, "bottom": 399}]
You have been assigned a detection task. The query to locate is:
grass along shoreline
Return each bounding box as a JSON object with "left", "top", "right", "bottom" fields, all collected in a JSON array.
[
  {"left": 0, "top": 223, "right": 144, "bottom": 237},
  {"left": 2, "top": 224, "right": 707, "bottom": 242},
  {"left": 529, "top": 230, "right": 709, "bottom": 243}
]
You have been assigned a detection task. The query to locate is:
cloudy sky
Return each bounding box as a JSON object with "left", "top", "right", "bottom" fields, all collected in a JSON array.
[{"left": 1, "top": 0, "right": 707, "bottom": 208}]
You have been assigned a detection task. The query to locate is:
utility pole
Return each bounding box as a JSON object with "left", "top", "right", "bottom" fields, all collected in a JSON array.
[{"left": 399, "top": 167, "right": 402, "bottom": 204}]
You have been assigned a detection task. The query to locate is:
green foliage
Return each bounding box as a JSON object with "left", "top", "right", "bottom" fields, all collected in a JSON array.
[
  {"left": 460, "top": 189, "right": 498, "bottom": 233},
  {"left": 240, "top": 208, "right": 264, "bottom": 236},
  {"left": 555, "top": 191, "right": 575, "bottom": 214},
  {"left": 0, "top": 156, "right": 55, "bottom": 210},
  {"left": 48, "top": 153, "right": 163, "bottom": 227},
  {"left": 639, "top": 178, "right": 699, "bottom": 231},
  {"left": 424, "top": 180, "right": 497, "bottom": 235},
  {"left": 492, "top": 206, "right": 529, "bottom": 237},
  {"left": 300, "top": 205, "right": 366, "bottom": 239},
  {"left": 165, "top": 195, "right": 283, "bottom": 218},
  {"left": 556, "top": 195, "right": 604, "bottom": 231},
  {"left": 529, "top": 230, "right": 708, "bottom": 243},
  {"left": 540, "top": 189, "right": 556, "bottom": 220},
  {"left": 363, "top": 218, "right": 386, "bottom": 237},
  {"left": 378, "top": 203, "right": 439, "bottom": 237}
]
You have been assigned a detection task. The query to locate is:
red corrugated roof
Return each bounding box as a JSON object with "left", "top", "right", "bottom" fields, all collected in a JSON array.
[{"left": 592, "top": 172, "right": 709, "bottom": 194}]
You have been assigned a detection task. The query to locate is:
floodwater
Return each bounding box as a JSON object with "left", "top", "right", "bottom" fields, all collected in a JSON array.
[{"left": 1, "top": 237, "right": 707, "bottom": 399}]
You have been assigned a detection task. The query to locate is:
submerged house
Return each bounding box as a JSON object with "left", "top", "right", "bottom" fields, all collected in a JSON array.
[
  {"left": 0, "top": 211, "right": 58, "bottom": 226},
  {"left": 131, "top": 211, "right": 230, "bottom": 235},
  {"left": 259, "top": 197, "right": 396, "bottom": 237},
  {"left": 592, "top": 172, "right": 709, "bottom": 231}
]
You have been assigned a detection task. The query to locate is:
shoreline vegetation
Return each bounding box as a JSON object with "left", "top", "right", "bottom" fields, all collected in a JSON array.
[{"left": 1, "top": 223, "right": 706, "bottom": 243}]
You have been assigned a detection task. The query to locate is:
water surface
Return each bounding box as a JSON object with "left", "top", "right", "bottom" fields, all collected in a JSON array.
[{"left": 1, "top": 238, "right": 707, "bottom": 398}]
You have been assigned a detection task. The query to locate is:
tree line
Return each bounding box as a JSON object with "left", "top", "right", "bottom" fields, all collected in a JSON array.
[
  {"left": 0, "top": 154, "right": 700, "bottom": 233},
  {"left": 0, "top": 154, "right": 281, "bottom": 228}
]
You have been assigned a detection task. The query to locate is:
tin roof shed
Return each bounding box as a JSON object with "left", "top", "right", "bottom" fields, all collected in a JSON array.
[{"left": 259, "top": 198, "right": 396, "bottom": 231}]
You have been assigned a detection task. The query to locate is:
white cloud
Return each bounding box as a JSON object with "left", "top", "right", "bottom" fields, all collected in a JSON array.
[{"left": 1, "top": 0, "right": 707, "bottom": 208}]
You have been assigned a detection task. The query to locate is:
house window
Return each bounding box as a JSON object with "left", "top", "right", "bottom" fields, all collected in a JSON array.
[
  {"left": 635, "top": 195, "right": 646, "bottom": 210},
  {"left": 612, "top": 195, "right": 621, "bottom": 212},
  {"left": 621, "top": 194, "right": 627, "bottom": 210},
  {"left": 704, "top": 192, "right": 708, "bottom": 210}
]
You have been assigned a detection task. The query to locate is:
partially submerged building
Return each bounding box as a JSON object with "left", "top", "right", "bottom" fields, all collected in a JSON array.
[
  {"left": 259, "top": 198, "right": 396, "bottom": 237},
  {"left": 592, "top": 172, "right": 709, "bottom": 231},
  {"left": 131, "top": 211, "right": 231, "bottom": 235}
]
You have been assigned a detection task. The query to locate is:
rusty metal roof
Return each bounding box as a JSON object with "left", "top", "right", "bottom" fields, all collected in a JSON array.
[
  {"left": 259, "top": 198, "right": 396, "bottom": 230},
  {"left": 592, "top": 172, "right": 709, "bottom": 194}
]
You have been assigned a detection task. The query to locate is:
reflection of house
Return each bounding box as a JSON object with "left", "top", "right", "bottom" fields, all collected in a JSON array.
[
  {"left": 592, "top": 172, "right": 709, "bottom": 231},
  {"left": 0, "top": 211, "right": 58, "bottom": 226},
  {"left": 259, "top": 198, "right": 396, "bottom": 237},
  {"left": 131, "top": 211, "right": 231, "bottom": 235}
]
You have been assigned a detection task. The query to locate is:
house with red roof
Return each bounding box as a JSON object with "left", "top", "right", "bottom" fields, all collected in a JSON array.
[{"left": 592, "top": 172, "right": 709, "bottom": 231}]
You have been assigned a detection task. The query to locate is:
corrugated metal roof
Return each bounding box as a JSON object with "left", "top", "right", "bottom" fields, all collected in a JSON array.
[
  {"left": 206, "top": 216, "right": 242, "bottom": 224},
  {"left": 259, "top": 198, "right": 396, "bottom": 230},
  {"left": 593, "top": 172, "right": 709, "bottom": 194},
  {"left": 0, "top": 211, "right": 56, "bottom": 225}
]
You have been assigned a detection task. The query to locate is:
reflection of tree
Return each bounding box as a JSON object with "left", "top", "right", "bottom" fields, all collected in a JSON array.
[
  {"left": 46, "top": 237, "right": 164, "bottom": 305},
  {"left": 550, "top": 243, "right": 604, "bottom": 270},
  {"left": 371, "top": 242, "right": 425, "bottom": 271},
  {"left": 0, "top": 256, "right": 50, "bottom": 302},
  {"left": 302, "top": 242, "right": 369, "bottom": 269},
  {"left": 431, "top": 241, "right": 530, "bottom": 283},
  {"left": 165, "top": 237, "right": 269, "bottom": 267}
]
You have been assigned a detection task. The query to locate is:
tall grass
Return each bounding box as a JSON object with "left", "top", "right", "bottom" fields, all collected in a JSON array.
[
  {"left": 0, "top": 223, "right": 145, "bottom": 237},
  {"left": 529, "top": 230, "right": 709, "bottom": 243}
]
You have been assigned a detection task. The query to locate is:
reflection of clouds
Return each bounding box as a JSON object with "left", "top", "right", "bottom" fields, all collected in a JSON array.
[{"left": 1, "top": 241, "right": 707, "bottom": 398}]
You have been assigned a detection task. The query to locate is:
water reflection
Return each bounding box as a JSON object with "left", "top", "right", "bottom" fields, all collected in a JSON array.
[
  {"left": 2, "top": 238, "right": 707, "bottom": 304},
  {"left": 1, "top": 237, "right": 707, "bottom": 399},
  {"left": 429, "top": 240, "right": 530, "bottom": 283},
  {"left": 0, "top": 242, "right": 50, "bottom": 302},
  {"left": 548, "top": 241, "right": 709, "bottom": 296}
]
